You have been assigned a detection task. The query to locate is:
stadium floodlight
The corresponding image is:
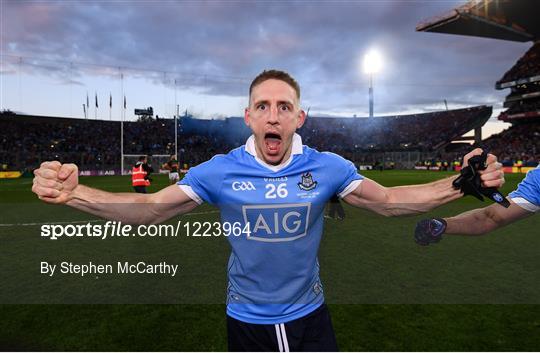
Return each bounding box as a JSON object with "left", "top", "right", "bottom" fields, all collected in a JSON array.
[
  {"left": 363, "top": 50, "right": 382, "bottom": 75},
  {"left": 362, "top": 49, "right": 383, "bottom": 118}
]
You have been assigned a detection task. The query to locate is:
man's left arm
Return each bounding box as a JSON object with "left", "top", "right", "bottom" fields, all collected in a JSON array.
[{"left": 343, "top": 149, "right": 504, "bottom": 216}]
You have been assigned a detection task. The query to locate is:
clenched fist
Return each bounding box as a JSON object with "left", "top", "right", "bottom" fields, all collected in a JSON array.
[
  {"left": 32, "top": 161, "right": 79, "bottom": 204},
  {"left": 462, "top": 148, "right": 504, "bottom": 188}
]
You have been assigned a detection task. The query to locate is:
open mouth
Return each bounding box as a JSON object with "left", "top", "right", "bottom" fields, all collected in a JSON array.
[{"left": 264, "top": 132, "right": 282, "bottom": 154}]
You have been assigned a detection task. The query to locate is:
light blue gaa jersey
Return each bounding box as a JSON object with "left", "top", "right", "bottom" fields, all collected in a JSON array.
[
  {"left": 509, "top": 165, "right": 540, "bottom": 213},
  {"left": 178, "top": 133, "right": 364, "bottom": 324}
]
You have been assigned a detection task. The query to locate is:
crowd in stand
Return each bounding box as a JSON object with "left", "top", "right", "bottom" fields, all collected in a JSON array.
[
  {"left": 177, "top": 133, "right": 232, "bottom": 166},
  {"left": 505, "top": 98, "right": 540, "bottom": 115},
  {"left": 0, "top": 116, "right": 236, "bottom": 171},
  {"left": 1, "top": 106, "right": 537, "bottom": 172},
  {"left": 498, "top": 45, "right": 540, "bottom": 119},
  {"left": 445, "top": 123, "right": 540, "bottom": 167},
  {"left": 299, "top": 106, "right": 489, "bottom": 155},
  {"left": 497, "top": 41, "right": 540, "bottom": 85},
  {"left": 0, "top": 119, "right": 120, "bottom": 171}
]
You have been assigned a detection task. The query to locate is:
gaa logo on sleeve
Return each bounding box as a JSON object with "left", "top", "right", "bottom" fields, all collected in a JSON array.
[{"left": 242, "top": 203, "right": 311, "bottom": 242}]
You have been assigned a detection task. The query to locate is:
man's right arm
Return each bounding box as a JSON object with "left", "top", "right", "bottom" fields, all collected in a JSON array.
[
  {"left": 66, "top": 183, "right": 198, "bottom": 224},
  {"left": 32, "top": 161, "right": 198, "bottom": 224}
]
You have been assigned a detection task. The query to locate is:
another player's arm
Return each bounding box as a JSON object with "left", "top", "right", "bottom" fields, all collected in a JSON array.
[
  {"left": 343, "top": 149, "right": 504, "bottom": 217},
  {"left": 415, "top": 167, "right": 538, "bottom": 245},
  {"left": 32, "top": 161, "right": 198, "bottom": 224},
  {"left": 443, "top": 202, "right": 532, "bottom": 235}
]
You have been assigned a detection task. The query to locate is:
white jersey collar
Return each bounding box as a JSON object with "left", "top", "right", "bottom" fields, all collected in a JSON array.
[{"left": 245, "top": 133, "right": 303, "bottom": 172}]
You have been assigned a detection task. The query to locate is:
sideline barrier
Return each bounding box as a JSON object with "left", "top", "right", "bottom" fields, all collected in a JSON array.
[
  {"left": 78, "top": 170, "right": 121, "bottom": 176},
  {"left": 452, "top": 166, "right": 536, "bottom": 174},
  {"left": 0, "top": 171, "right": 22, "bottom": 179}
]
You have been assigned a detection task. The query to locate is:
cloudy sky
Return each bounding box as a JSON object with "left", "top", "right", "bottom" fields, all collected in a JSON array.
[{"left": 0, "top": 0, "right": 531, "bottom": 134}]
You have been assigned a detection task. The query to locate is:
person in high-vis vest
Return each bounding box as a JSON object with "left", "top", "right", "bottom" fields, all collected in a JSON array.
[
  {"left": 132, "top": 156, "right": 152, "bottom": 193},
  {"left": 516, "top": 158, "right": 523, "bottom": 173},
  {"left": 453, "top": 160, "right": 461, "bottom": 171}
]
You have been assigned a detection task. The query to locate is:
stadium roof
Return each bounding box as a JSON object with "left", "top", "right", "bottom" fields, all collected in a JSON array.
[{"left": 416, "top": 0, "right": 539, "bottom": 42}]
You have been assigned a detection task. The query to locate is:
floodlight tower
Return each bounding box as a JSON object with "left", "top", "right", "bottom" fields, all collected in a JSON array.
[{"left": 363, "top": 50, "right": 382, "bottom": 118}]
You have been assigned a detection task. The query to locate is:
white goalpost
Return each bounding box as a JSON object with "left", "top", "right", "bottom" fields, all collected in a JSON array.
[
  {"left": 119, "top": 115, "right": 179, "bottom": 176},
  {"left": 119, "top": 71, "right": 179, "bottom": 175}
]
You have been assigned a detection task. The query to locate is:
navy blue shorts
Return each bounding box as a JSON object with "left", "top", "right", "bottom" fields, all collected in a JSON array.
[{"left": 226, "top": 303, "right": 338, "bottom": 352}]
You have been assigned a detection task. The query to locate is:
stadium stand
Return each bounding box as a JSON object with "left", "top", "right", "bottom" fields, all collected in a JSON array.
[
  {"left": 504, "top": 99, "right": 540, "bottom": 116},
  {"left": 1, "top": 106, "right": 493, "bottom": 171},
  {"left": 417, "top": 0, "right": 539, "bottom": 43},
  {"left": 497, "top": 41, "right": 540, "bottom": 86},
  {"left": 299, "top": 106, "right": 490, "bottom": 154},
  {"left": 505, "top": 81, "right": 540, "bottom": 97},
  {"left": 444, "top": 123, "right": 539, "bottom": 168},
  {"left": 496, "top": 41, "right": 540, "bottom": 121},
  {"left": 417, "top": 0, "right": 540, "bottom": 170}
]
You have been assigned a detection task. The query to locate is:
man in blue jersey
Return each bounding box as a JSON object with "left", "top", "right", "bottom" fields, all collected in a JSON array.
[
  {"left": 415, "top": 165, "right": 538, "bottom": 245},
  {"left": 33, "top": 70, "right": 505, "bottom": 351}
]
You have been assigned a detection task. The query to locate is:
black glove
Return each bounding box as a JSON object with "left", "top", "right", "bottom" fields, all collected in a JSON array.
[
  {"left": 453, "top": 152, "right": 510, "bottom": 208},
  {"left": 415, "top": 218, "right": 447, "bottom": 246}
]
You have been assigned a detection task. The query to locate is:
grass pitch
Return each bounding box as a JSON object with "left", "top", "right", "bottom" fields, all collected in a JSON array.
[{"left": 0, "top": 171, "right": 539, "bottom": 351}]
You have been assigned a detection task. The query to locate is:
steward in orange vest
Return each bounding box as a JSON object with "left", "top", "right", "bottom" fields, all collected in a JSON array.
[{"left": 132, "top": 156, "right": 153, "bottom": 193}]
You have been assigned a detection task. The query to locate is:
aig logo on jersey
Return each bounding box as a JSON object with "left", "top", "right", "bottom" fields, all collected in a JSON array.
[
  {"left": 242, "top": 203, "right": 311, "bottom": 242},
  {"left": 232, "top": 181, "right": 256, "bottom": 191}
]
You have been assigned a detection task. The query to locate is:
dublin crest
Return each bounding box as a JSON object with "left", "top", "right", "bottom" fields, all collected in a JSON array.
[{"left": 298, "top": 172, "right": 318, "bottom": 191}]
